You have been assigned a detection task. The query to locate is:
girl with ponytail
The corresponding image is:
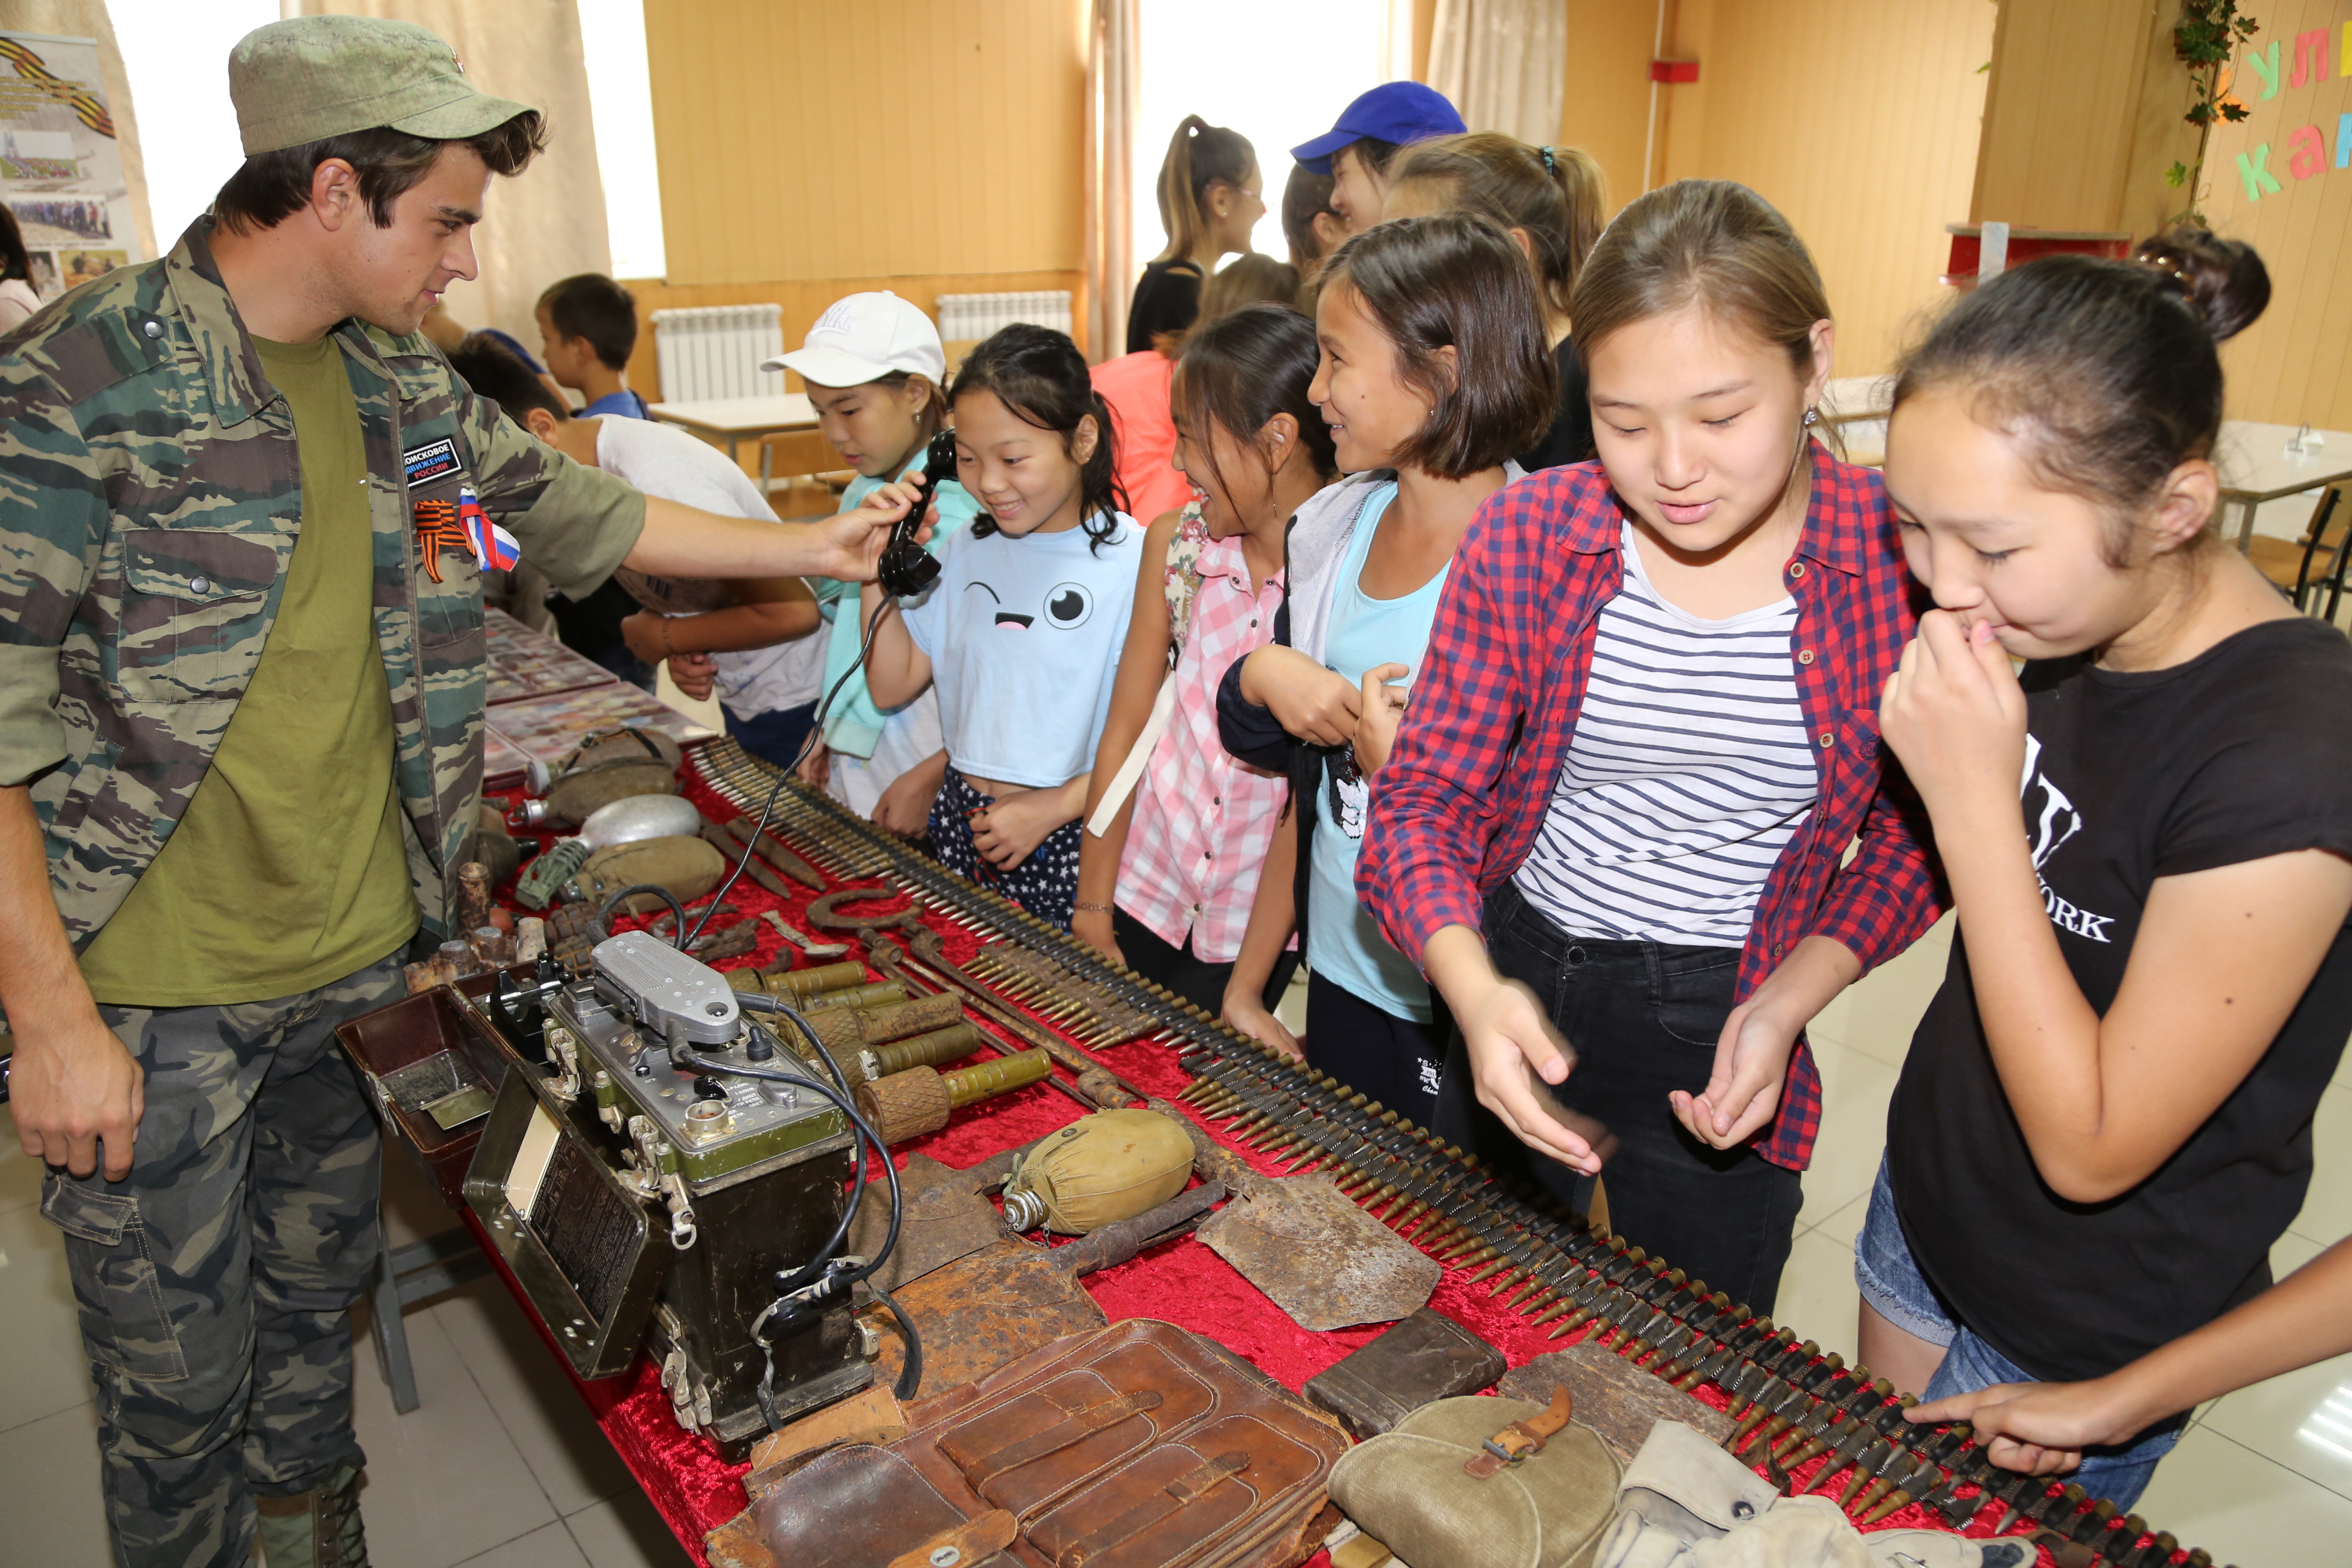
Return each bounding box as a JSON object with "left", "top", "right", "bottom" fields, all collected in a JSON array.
[
  {"left": 1128, "top": 116, "right": 1262, "bottom": 354},
  {"left": 1862, "top": 230, "right": 2352, "bottom": 1510},
  {"left": 861, "top": 325, "right": 1142, "bottom": 927},
  {"left": 1385, "top": 132, "right": 1607, "bottom": 467}
]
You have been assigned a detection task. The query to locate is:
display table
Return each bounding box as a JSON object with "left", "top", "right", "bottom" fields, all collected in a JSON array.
[{"left": 375, "top": 741, "right": 2206, "bottom": 1568}]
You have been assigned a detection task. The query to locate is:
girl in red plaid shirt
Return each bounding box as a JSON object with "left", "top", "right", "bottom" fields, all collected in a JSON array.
[{"left": 1358, "top": 182, "right": 1944, "bottom": 1312}]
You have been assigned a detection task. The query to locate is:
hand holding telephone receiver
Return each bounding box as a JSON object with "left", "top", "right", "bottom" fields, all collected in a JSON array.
[{"left": 876, "top": 428, "right": 959, "bottom": 598}]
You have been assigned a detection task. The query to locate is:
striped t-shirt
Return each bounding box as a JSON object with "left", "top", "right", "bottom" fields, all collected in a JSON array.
[{"left": 1513, "top": 527, "right": 1819, "bottom": 946}]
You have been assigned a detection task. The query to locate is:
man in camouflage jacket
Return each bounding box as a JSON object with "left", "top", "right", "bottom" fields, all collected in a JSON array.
[{"left": 0, "top": 19, "right": 913, "bottom": 1568}]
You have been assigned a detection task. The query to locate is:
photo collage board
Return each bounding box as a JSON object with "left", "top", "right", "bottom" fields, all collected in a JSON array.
[{"left": 0, "top": 31, "right": 139, "bottom": 301}]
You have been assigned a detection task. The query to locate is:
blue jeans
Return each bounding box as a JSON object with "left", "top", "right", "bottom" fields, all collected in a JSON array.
[{"left": 1854, "top": 1156, "right": 2185, "bottom": 1509}]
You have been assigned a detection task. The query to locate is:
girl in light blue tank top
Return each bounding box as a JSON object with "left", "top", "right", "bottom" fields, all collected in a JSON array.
[
  {"left": 1218, "top": 215, "right": 1558, "bottom": 1122},
  {"left": 1306, "top": 483, "right": 1449, "bottom": 1020}
]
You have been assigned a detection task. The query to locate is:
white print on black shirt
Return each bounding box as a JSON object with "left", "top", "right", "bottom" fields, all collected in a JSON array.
[{"left": 2017, "top": 734, "right": 2115, "bottom": 943}]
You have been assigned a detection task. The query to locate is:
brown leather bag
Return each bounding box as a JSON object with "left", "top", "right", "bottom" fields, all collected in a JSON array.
[{"left": 715, "top": 1319, "right": 1349, "bottom": 1568}]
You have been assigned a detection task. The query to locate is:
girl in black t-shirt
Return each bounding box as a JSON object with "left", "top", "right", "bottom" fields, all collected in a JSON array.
[
  {"left": 1864, "top": 230, "right": 2352, "bottom": 1509},
  {"left": 1128, "top": 117, "right": 1265, "bottom": 355}
]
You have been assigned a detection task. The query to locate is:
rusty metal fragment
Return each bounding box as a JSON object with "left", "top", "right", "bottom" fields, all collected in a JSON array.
[
  {"left": 1195, "top": 1172, "right": 1441, "bottom": 1332},
  {"left": 861, "top": 1184, "right": 1225, "bottom": 1399},
  {"left": 843, "top": 1152, "right": 1022, "bottom": 1292}
]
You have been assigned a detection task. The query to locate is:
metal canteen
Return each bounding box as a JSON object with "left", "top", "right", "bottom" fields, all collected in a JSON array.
[{"left": 578, "top": 793, "right": 704, "bottom": 850}]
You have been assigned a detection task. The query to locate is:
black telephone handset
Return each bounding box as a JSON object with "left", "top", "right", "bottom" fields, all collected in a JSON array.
[{"left": 876, "top": 429, "right": 959, "bottom": 598}]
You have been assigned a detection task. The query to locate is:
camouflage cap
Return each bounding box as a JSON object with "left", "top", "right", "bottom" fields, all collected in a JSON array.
[{"left": 229, "top": 16, "right": 534, "bottom": 156}]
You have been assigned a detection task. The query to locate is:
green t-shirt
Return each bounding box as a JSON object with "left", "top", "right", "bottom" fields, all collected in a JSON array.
[{"left": 79, "top": 334, "right": 418, "bottom": 1004}]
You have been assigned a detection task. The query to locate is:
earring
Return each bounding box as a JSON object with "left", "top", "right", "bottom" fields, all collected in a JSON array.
[{"left": 1803, "top": 408, "right": 1819, "bottom": 427}]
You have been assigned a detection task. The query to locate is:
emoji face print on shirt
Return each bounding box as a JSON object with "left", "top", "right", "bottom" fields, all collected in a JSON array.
[{"left": 965, "top": 579, "right": 1096, "bottom": 632}]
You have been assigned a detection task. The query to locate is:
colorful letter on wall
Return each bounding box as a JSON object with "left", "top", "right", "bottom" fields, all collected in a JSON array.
[
  {"left": 2338, "top": 111, "right": 2352, "bottom": 168},
  {"left": 2288, "top": 123, "right": 2327, "bottom": 178},
  {"left": 2293, "top": 29, "right": 2331, "bottom": 86},
  {"left": 2239, "top": 143, "right": 2284, "bottom": 200},
  {"left": 2343, "top": 21, "right": 2352, "bottom": 75},
  {"left": 2250, "top": 39, "right": 2283, "bottom": 100}
]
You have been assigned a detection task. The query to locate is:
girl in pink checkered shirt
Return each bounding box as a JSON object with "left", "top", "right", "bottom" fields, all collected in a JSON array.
[{"left": 1073, "top": 306, "right": 1337, "bottom": 1022}]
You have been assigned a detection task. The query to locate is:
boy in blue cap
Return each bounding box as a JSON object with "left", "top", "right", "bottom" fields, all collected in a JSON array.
[{"left": 1291, "top": 81, "right": 1466, "bottom": 235}]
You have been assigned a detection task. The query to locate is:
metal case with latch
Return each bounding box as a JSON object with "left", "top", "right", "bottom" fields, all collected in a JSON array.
[{"left": 460, "top": 938, "right": 875, "bottom": 1458}]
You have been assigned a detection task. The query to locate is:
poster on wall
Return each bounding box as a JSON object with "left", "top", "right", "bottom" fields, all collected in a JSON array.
[{"left": 0, "top": 31, "right": 138, "bottom": 302}]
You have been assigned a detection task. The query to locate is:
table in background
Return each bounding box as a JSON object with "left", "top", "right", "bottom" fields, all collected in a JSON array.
[
  {"left": 647, "top": 393, "right": 818, "bottom": 467},
  {"left": 2212, "top": 421, "right": 2352, "bottom": 550}
]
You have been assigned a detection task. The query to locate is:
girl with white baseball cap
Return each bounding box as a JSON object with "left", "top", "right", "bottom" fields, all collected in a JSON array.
[{"left": 771, "top": 292, "right": 982, "bottom": 832}]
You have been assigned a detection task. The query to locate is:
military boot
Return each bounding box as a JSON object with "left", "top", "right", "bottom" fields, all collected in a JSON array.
[{"left": 256, "top": 1463, "right": 368, "bottom": 1568}]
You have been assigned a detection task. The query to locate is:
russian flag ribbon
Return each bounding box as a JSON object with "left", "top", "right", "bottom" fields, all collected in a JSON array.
[{"left": 458, "top": 485, "right": 521, "bottom": 571}]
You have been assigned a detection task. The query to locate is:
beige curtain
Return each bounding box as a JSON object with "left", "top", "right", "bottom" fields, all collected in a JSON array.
[
  {"left": 1082, "top": 0, "right": 1137, "bottom": 364},
  {"left": 288, "top": 0, "right": 611, "bottom": 352},
  {"left": 1427, "top": 0, "right": 1567, "bottom": 147},
  {"left": 0, "top": 0, "right": 156, "bottom": 258}
]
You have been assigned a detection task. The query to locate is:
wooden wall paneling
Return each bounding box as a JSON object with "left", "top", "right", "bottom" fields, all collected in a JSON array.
[
  {"left": 2197, "top": 0, "right": 2352, "bottom": 430},
  {"left": 1559, "top": 0, "right": 1660, "bottom": 215},
  {"left": 1644, "top": 0, "right": 1994, "bottom": 377},
  {"left": 1970, "top": 0, "right": 2161, "bottom": 232},
  {"left": 1655, "top": 0, "right": 1709, "bottom": 193},
  {"left": 642, "top": 0, "right": 1085, "bottom": 288}
]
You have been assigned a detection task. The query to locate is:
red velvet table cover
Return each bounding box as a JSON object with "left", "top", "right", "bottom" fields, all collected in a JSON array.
[{"left": 453, "top": 773, "right": 2106, "bottom": 1568}]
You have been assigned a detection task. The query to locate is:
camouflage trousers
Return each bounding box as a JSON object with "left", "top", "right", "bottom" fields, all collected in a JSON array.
[{"left": 40, "top": 952, "right": 405, "bottom": 1568}]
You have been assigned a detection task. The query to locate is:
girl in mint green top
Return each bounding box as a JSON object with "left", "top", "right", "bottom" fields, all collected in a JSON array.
[{"left": 777, "top": 291, "right": 980, "bottom": 827}]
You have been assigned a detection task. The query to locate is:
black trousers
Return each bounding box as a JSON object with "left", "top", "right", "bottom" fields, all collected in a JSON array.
[
  {"left": 1433, "top": 880, "right": 1804, "bottom": 1314},
  {"left": 1110, "top": 905, "right": 1299, "bottom": 1020},
  {"left": 1304, "top": 971, "right": 1450, "bottom": 1131}
]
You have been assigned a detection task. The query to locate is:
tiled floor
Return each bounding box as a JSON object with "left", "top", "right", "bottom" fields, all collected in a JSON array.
[{"left": 0, "top": 911, "right": 2346, "bottom": 1565}]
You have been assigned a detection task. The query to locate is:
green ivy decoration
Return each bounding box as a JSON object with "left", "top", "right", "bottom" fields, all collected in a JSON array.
[{"left": 2167, "top": 0, "right": 2261, "bottom": 224}]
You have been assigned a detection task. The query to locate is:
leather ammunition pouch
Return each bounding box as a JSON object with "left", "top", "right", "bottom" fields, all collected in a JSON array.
[
  {"left": 1327, "top": 1390, "right": 1622, "bottom": 1568},
  {"left": 715, "top": 1318, "right": 1348, "bottom": 1568}
]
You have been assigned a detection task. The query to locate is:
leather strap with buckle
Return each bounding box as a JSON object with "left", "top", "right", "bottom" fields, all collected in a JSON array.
[{"left": 1463, "top": 1387, "right": 1574, "bottom": 1479}]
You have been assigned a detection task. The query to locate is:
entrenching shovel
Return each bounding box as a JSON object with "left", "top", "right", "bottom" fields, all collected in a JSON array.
[{"left": 1175, "top": 1113, "right": 1440, "bottom": 1333}]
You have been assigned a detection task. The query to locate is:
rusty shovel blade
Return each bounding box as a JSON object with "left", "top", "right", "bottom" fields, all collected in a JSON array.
[{"left": 1195, "top": 1173, "right": 1441, "bottom": 1332}]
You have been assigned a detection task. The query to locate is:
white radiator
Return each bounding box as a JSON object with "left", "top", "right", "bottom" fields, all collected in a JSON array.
[
  {"left": 935, "top": 290, "right": 1075, "bottom": 344},
  {"left": 649, "top": 304, "right": 786, "bottom": 401}
]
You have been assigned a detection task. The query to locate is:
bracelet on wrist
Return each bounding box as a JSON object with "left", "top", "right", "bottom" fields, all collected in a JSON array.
[{"left": 1073, "top": 901, "right": 1114, "bottom": 916}]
